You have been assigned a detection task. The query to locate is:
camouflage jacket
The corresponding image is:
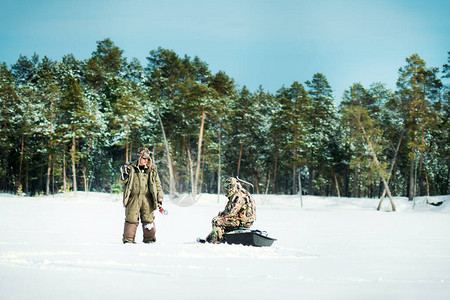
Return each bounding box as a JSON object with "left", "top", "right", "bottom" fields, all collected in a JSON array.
[{"left": 219, "top": 188, "right": 256, "bottom": 223}]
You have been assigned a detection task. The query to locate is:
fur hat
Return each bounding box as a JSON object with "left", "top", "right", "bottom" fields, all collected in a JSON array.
[
  {"left": 136, "top": 147, "right": 152, "bottom": 166},
  {"left": 137, "top": 147, "right": 151, "bottom": 158}
]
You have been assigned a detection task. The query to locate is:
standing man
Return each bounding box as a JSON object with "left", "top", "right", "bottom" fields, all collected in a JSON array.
[
  {"left": 121, "top": 147, "right": 164, "bottom": 244},
  {"left": 205, "top": 177, "right": 256, "bottom": 244}
]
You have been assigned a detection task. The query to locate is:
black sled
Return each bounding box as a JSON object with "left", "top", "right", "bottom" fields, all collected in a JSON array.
[{"left": 224, "top": 228, "right": 276, "bottom": 247}]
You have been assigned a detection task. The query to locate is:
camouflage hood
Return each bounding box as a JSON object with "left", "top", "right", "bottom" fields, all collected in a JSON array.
[{"left": 224, "top": 177, "right": 243, "bottom": 198}]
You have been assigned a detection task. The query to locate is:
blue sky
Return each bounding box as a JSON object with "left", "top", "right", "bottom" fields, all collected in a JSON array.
[{"left": 1, "top": 0, "right": 449, "bottom": 101}]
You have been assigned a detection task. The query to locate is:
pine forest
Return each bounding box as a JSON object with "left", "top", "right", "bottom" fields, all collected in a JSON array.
[{"left": 1, "top": 39, "right": 449, "bottom": 200}]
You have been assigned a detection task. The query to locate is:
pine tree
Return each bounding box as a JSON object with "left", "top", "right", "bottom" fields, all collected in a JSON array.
[
  {"left": 59, "top": 75, "right": 84, "bottom": 192},
  {"left": 430, "top": 52, "right": 450, "bottom": 195},
  {"left": 341, "top": 83, "right": 378, "bottom": 197},
  {"left": 396, "top": 54, "right": 442, "bottom": 200},
  {"left": 112, "top": 78, "right": 145, "bottom": 163},
  {"left": 35, "top": 57, "right": 62, "bottom": 195},
  {"left": 273, "top": 82, "right": 310, "bottom": 194},
  {"left": 0, "top": 63, "right": 20, "bottom": 191},
  {"left": 305, "top": 73, "right": 338, "bottom": 195},
  {"left": 145, "top": 48, "right": 187, "bottom": 192},
  {"left": 85, "top": 38, "right": 125, "bottom": 91}
]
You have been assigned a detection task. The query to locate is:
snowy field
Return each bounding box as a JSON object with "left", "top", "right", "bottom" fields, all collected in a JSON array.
[{"left": 1, "top": 192, "right": 449, "bottom": 300}]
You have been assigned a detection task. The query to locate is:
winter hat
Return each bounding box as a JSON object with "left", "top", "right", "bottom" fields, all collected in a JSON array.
[
  {"left": 136, "top": 147, "right": 152, "bottom": 166},
  {"left": 138, "top": 147, "right": 151, "bottom": 158}
]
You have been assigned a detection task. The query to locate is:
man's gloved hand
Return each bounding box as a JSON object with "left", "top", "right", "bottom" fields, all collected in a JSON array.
[
  {"left": 157, "top": 202, "right": 168, "bottom": 215},
  {"left": 120, "top": 165, "right": 131, "bottom": 180}
]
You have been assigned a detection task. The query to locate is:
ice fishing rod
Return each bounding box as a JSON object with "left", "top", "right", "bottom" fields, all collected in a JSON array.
[
  {"left": 236, "top": 176, "right": 254, "bottom": 190},
  {"left": 158, "top": 205, "right": 168, "bottom": 215},
  {"left": 119, "top": 155, "right": 140, "bottom": 180}
]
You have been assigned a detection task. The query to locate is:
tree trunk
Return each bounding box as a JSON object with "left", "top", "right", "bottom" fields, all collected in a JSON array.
[
  {"left": 129, "top": 144, "right": 133, "bottom": 163},
  {"left": 71, "top": 133, "right": 77, "bottom": 193},
  {"left": 82, "top": 167, "right": 88, "bottom": 192},
  {"left": 254, "top": 172, "right": 260, "bottom": 194},
  {"left": 344, "top": 166, "right": 349, "bottom": 197},
  {"left": 125, "top": 120, "right": 130, "bottom": 163},
  {"left": 418, "top": 125, "right": 426, "bottom": 196},
  {"left": 392, "top": 167, "right": 397, "bottom": 195},
  {"left": 409, "top": 157, "right": 415, "bottom": 201},
  {"left": 352, "top": 166, "right": 359, "bottom": 198},
  {"left": 63, "top": 146, "right": 67, "bottom": 192},
  {"left": 272, "top": 147, "right": 278, "bottom": 194},
  {"left": 47, "top": 98, "right": 54, "bottom": 195},
  {"left": 25, "top": 161, "right": 29, "bottom": 194},
  {"left": 333, "top": 168, "right": 341, "bottom": 198},
  {"left": 217, "top": 128, "right": 221, "bottom": 203},
  {"left": 308, "top": 166, "right": 314, "bottom": 195},
  {"left": 187, "top": 146, "right": 195, "bottom": 197},
  {"left": 360, "top": 125, "right": 396, "bottom": 211},
  {"left": 157, "top": 108, "right": 176, "bottom": 198},
  {"left": 292, "top": 135, "right": 297, "bottom": 195},
  {"left": 425, "top": 169, "right": 430, "bottom": 204},
  {"left": 298, "top": 172, "right": 303, "bottom": 207},
  {"left": 418, "top": 152, "right": 423, "bottom": 196},
  {"left": 199, "top": 152, "right": 206, "bottom": 195},
  {"left": 377, "top": 130, "right": 404, "bottom": 210},
  {"left": 193, "top": 111, "right": 206, "bottom": 197},
  {"left": 52, "top": 158, "right": 55, "bottom": 194},
  {"left": 237, "top": 143, "right": 243, "bottom": 177},
  {"left": 447, "top": 161, "right": 450, "bottom": 195},
  {"left": 19, "top": 134, "right": 24, "bottom": 190},
  {"left": 321, "top": 168, "right": 327, "bottom": 196},
  {"left": 293, "top": 165, "right": 298, "bottom": 195},
  {"left": 265, "top": 171, "right": 271, "bottom": 195},
  {"left": 46, "top": 154, "right": 51, "bottom": 195}
]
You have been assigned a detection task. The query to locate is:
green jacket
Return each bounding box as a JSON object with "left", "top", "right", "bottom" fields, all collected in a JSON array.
[
  {"left": 122, "top": 162, "right": 163, "bottom": 210},
  {"left": 219, "top": 188, "right": 256, "bottom": 224}
]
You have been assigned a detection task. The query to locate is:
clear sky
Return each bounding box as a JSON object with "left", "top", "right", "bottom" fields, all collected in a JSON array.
[{"left": 0, "top": 0, "right": 449, "bottom": 101}]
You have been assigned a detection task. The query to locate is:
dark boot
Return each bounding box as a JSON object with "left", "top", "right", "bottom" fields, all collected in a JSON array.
[
  {"left": 206, "top": 226, "right": 225, "bottom": 244},
  {"left": 123, "top": 221, "right": 138, "bottom": 243},
  {"left": 142, "top": 221, "right": 156, "bottom": 243}
]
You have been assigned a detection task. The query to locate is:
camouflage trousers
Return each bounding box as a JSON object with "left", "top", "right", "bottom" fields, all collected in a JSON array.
[{"left": 206, "top": 216, "right": 253, "bottom": 243}]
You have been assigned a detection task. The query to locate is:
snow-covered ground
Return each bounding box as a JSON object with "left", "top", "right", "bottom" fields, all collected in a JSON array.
[{"left": 1, "top": 192, "right": 449, "bottom": 300}]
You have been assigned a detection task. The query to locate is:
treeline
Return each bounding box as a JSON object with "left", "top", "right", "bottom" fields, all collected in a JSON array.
[{"left": 0, "top": 39, "right": 448, "bottom": 199}]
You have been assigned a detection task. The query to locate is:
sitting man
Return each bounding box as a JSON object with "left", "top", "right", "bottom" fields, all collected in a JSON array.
[{"left": 205, "top": 177, "right": 256, "bottom": 244}]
